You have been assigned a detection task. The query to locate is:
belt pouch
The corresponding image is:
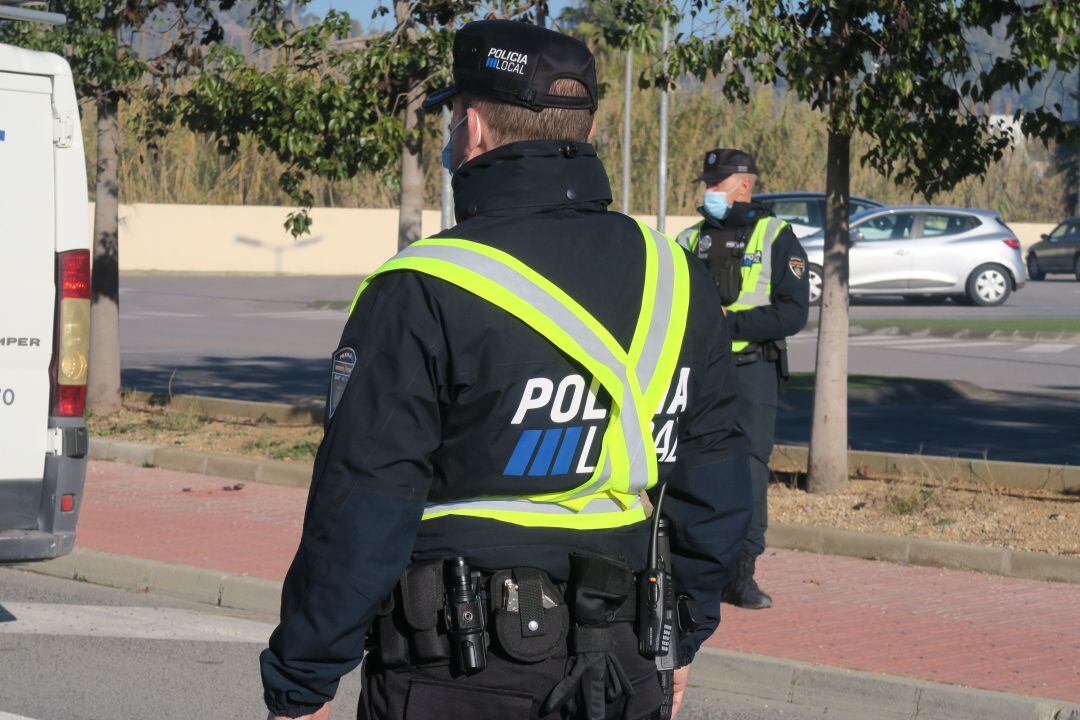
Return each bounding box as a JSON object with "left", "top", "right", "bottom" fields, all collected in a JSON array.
[
  {"left": 400, "top": 560, "right": 450, "bottom": 664},
  {"left": 490, "top": 567, "right": 568, "bottom": 663},
  {"left": 374, "top": 593, "right": 410, "bottom": 668}
]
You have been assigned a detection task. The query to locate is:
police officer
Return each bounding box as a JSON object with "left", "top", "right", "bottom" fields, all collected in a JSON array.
[
  {"left": 676, "top": 150, "right": 809, "bottom": 610},
  {"left": 262, "top": 22, "right": 752, "bottom": 720}
]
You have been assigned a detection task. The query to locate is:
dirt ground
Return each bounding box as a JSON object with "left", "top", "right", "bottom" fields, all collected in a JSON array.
[
  {"left": 88, "top": 398, "right": 322, "bottom": 464},
  {"left": 89, "top": 399, "right": 1079, "bottom": 556},
  {"left": 769, "top": 473, "right": 1079, "bottom": 556}
]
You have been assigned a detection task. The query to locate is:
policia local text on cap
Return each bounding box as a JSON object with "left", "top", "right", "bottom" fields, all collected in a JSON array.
[{"left": 261, "top": 20, "right": 752, "bottom": 720}]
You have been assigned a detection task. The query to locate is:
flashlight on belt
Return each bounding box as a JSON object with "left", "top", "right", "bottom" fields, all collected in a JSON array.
[{"left": 444, "top": 556, "right": 488, "bottom": 675}]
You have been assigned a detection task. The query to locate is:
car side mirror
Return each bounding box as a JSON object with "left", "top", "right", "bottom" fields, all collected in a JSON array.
[
  {"left": 850, "top": 229, "right": 863, "bottom": 244},
  {"left": 1041, "top": 234, "right": 1050, "bottom": 242}
]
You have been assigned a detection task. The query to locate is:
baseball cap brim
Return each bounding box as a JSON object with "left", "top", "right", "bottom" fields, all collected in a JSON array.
[{"left": 422, "top": 85, "right": 459, "bottom": 112}]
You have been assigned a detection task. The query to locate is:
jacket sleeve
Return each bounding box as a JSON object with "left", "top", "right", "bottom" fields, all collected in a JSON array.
[
  {"left": 728, "top": 225, "right": 810, "bottom": 343},
  {"left": 661, "top": 280, "right": 753, "bottom": 666},
  {"left": 260, "top": 272, "right": 446, "bottom": 718}
]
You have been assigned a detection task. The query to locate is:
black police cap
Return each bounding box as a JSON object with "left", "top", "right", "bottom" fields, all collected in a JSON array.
[
  {"left": 422, "top": 20, "right": 598, "bottom": 113},
  {"left": 697, "top": 148, "right": 759, "bottom": 184}
]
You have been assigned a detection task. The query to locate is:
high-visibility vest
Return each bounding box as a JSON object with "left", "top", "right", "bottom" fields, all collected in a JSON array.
[
  {"left": 348, "top": 220, "right": 690, "bottom": 530},
  {"left": 679, "top": 217, "right": 787, "bottom": 353}
]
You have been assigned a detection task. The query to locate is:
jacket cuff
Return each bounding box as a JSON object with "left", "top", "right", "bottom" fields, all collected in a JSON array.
[{"left": 264, "top": 689, "right": 324, "bottom": 719}]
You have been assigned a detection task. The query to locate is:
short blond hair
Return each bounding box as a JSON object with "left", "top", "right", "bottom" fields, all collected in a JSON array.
[{"left": 464, "top": 78, "right": 593, "bottom": 147}]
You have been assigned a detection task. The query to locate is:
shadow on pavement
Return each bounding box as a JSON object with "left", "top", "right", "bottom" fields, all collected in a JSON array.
[
  {"left": 123, "top": 355, "right": 1079, "bottom": 466},
  {"left": 122, "top": 355, "right": 329, "bottom": 405},
  {"left": 778, "top": 385, "right": 1080, "bottom": 465}
]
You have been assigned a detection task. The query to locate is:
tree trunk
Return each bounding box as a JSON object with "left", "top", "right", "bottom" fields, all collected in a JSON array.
[
  {"left": 807, "top": 130, "right": 851, "bottom": 492},
  {"left": 87, "top": 93, "right": 122, "bottom": 415},
  {"left": 396, "top": 0, "right": 423, "bottom": 251}
]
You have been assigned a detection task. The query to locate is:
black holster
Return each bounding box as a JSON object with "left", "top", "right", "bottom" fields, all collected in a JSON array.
[{"left": 543, "top": 553, "right": 637, "bottom": 720}]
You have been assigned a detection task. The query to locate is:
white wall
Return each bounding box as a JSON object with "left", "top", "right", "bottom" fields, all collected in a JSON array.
[{"left": 91, "top": 203, "right": 1055, "bottom": 276}]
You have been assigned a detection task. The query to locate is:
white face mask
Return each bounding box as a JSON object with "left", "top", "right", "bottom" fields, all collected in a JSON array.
[
  {"left": 441, "top": 115, "right": 468, "bottom": 174},
  {"left": 441, "top": 114, "right": 481, "bottom": 175}
]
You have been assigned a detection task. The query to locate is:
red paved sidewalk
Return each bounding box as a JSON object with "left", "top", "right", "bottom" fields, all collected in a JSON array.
[{"left": 76, "top": 460, "right": 1080, "bottom": 703}]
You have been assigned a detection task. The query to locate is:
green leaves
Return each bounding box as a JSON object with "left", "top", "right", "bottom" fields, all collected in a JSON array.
[{"left": 669, "top": 0, "right": 1079, "bottom": 197}]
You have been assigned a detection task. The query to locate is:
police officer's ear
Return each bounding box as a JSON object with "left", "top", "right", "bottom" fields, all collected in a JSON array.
[{"left": 464, "top": 106, "right": 491, "bottom": 163}]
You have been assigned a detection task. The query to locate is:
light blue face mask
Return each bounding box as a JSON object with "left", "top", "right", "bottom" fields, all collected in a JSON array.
[
  {"left": 703, "top": 190, "right": 730, "bottom": 220},
  {"left": 441, "top": 115, "right": 469, "bottom": 174}
]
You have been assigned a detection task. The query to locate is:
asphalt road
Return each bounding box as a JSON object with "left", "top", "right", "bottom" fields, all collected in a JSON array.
[
  {"left": 0, "top": 568, "right": 877, "bottom": 720},
  {"left": 117, "top": 274, "right": 1080, "bottom": 464}
]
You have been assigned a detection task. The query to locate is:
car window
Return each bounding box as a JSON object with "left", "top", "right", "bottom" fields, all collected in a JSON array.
[
  {"left": 855, "top": 213, "right": 916, "bottom": 241},
  {"left": 1050, "top": 222, "right": 1070, "bottom": 238},
  {"left": 920, "top": 213, "right": 978, "bottom": 238},
  {"left": 850, "top": 200, "right": 874, "bottom": 216},
  {"left": 768, "top": 199, "right": 814, "bottom": 226}
]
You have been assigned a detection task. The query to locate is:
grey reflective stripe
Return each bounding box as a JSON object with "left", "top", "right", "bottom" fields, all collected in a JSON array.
[
  {"left": 423, "top": 495, "right": 642, "bottom": 518},
  {"left": 394, "top": 242, "right": 652, "bottom": 497},
  {"left": 633, "top": 227, "right": 677, "bottom": 398},
  {"left": 737, "top": 218, "right": 784, "bottom": 308}
]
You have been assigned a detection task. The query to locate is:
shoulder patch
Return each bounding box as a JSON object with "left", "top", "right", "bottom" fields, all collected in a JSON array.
[
  {"left": 327, "top": 347, "right": 357, "bottom": 420},
  {"left": 788, "top": 257, "right": 806, "bottom": 279}
]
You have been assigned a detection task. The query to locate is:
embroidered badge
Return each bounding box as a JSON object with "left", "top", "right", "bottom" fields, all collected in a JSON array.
[
  {"left": 789, "top": 257, "right": 806, "bottom": 279},
  {"left": 327, "top": 347, "right": 357, "bottom": 420}
]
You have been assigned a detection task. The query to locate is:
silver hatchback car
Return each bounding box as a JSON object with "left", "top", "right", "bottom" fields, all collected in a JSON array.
[{"left": 800, "top": 206, "right": 1026, "bottom": 307}]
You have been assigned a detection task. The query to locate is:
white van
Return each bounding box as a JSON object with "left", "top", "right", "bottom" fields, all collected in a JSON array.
[{"left": 0, "top": 17, "right": 91, "bottom": 561}]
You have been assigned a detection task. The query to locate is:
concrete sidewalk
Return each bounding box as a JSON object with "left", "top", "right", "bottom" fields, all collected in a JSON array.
[{"left": 61, "top": 461, "right": 1080, "bottom": 707}]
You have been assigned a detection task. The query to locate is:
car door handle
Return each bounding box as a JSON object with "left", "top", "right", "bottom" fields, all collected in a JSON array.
[{"left": 894, "top": 249, "right": 909, "bottom": 256}]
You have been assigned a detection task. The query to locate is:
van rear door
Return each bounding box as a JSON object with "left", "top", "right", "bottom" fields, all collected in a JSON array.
[{"left": 0, "top": 69, "right": 57, "bottom": 529}]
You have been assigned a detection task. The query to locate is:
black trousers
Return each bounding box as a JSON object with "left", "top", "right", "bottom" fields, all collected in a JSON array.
[
  {"left": 733, "top": 357, "right": 778, "bottom": 558},
  {"left": 358, "top": 623, "right": 662, "bottom": 720}
]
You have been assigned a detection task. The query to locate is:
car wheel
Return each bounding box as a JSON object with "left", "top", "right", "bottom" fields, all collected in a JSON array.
[
  {"left": 1074, "top": 255, "right": 1080, "bottom": 282},
  {"left": 807, "top": 264, "right": 823, "bottom": 307},
  {"left": 902, "top": 295, "right": 948, "bottom": 305},
  {"left": 1027, "top": 253, "right": 1046, "bottom": 281},
  {"left": 965, "top": 263, "right": 1012, "bottom": 307}
]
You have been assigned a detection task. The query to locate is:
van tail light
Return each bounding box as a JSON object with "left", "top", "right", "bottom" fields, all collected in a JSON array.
[
  {"left": 50, "top": 250, "right": 91, "bottom": 417},
  {"left": 1003, "top": 238, "right": 1020, "bottom": 250}
]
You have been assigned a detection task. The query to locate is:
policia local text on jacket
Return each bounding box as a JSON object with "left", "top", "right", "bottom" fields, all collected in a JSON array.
[
  {"left": 677, "top": 190, "right": 809, "bottom": 609},
  {"left": 261, "top": 22, "right": 751, "bottom": 720}
]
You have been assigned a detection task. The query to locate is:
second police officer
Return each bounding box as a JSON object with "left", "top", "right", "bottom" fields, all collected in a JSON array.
[
  {"left": 677, "top": 149, "right": 810, "bottom": 610},
  {"left": 261, "top": 21, "right": 753, "bottom": 720}
]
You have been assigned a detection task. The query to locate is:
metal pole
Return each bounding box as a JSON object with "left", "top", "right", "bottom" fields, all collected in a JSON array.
[
  {"left": 440, "top": 105, "right": 455, "bottom": 230},
  {"left": 535, "top": 0, "right": 546, "bottom": 27},
  {"left": 657, "top": 22, "right": 670, "bottom": 233},
  {"left": 621, "top": 48, "right": 633, "bottom": 215}
]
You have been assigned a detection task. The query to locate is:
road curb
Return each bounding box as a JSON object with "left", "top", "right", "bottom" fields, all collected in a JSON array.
[
  {"left": 89, "top": 437, "right": 311, "bottom": 488},
  {"left": 768, "top": 443, "right": 1080, "bottom": 494},
  {"left": 693, "top": 648, "right": 1080, "bottom": 720},
  {"left": 14, "top": 550, "right": 1079, "bottom": 720},
  {"left": 17, "top": 548, "right": 282, "bottom": 614},
  {"left": 763, "top": 524, "right": 1080, "bottom": 586}
]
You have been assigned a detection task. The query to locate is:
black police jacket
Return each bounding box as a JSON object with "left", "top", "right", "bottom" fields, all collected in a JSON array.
[
  {"left": 696, "top": 201, "right": 810, "bottom": 343},
  {"left": 261, "top": 140, "right": 753, "bottom": 717}
]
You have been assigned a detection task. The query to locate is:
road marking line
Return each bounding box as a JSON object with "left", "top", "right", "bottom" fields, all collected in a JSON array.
[
  {"left": 849, "top": 337, "right": 956, "bottom": 346},
  {"left": 0, "top": 712, "right": 42, "bottom": 720},
  {"left": 1018, "top": 344, "right": 1076, "bottom": 354},
  {"left": 0, "top": 603, "right": 274, "bottom": 643}
]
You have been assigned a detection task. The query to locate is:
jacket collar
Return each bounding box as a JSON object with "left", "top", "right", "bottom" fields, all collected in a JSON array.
[{"left": 452, "top": 140, "right": 612, "bottom": 222}]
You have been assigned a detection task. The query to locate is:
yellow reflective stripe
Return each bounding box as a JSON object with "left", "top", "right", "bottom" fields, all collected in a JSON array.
[
  {"left": 647, "top": 233, "right": 690, "bottom": 413},
  {"left": 359, "top": 253, "right": 633, "bottom": 497},
  {"left": 423, "top": 494, "right": 647, "bottom": 530}
]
